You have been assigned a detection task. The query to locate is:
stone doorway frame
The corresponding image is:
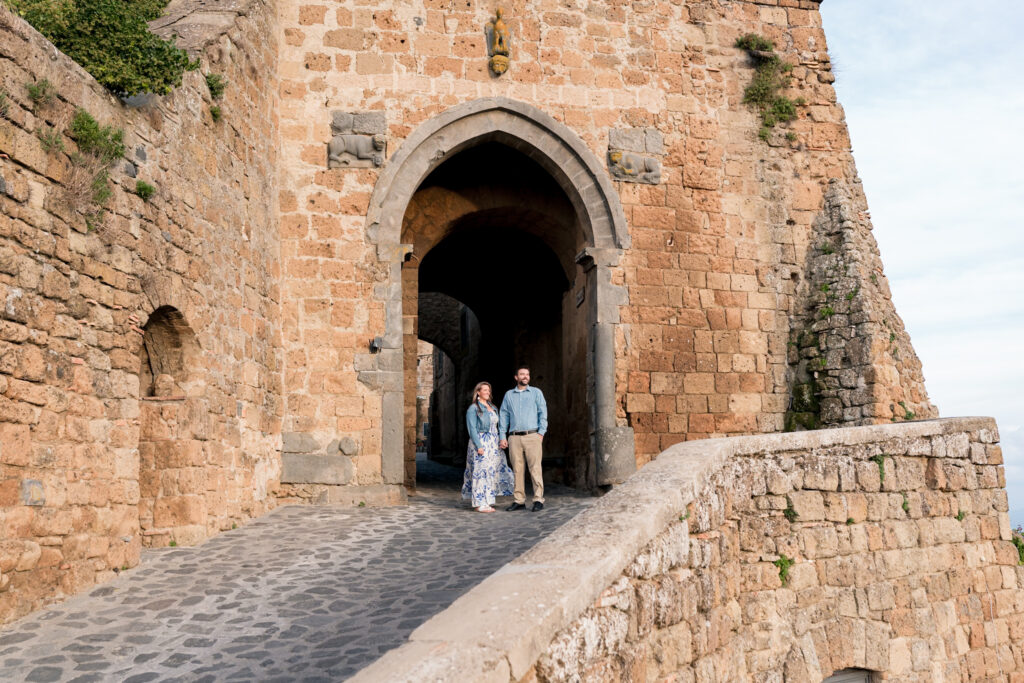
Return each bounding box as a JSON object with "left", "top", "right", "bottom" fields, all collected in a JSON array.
[{"left": 360, "top": 97, "right": 635, "bottom": 487}]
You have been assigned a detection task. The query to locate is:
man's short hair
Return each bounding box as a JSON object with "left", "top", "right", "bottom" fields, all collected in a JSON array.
[{"left": 515, "top": 364, "right": 530, "bottom": 374}]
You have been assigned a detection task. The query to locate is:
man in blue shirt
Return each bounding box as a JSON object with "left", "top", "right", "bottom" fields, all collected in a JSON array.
[{"left": 498, "top": 365, "right": 548, "bottom": 511}]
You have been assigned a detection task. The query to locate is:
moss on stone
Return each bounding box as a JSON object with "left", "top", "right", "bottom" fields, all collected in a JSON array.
[
  {"left": 784, "top": 411, "right": 820, "bottom": 432},
  {"left": 791, "top": 382, "right": 819, "bottom": 413}
]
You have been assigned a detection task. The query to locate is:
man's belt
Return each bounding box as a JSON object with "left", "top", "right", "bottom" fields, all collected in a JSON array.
[{"left": 509, "top": 429, "right": 538, "bottom": 436}]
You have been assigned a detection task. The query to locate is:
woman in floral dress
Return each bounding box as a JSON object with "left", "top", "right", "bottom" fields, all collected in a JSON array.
[{"left": 462, "top": 382, "right": 515, "bottom": 512}]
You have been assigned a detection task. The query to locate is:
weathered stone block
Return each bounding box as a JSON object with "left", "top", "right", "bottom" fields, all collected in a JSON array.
[
  {"left": 609, "top": 128, "right": 645, "bottom": 153},
  {"left": 282, "top": 432, "right": 319, "bottom": 454},
  {"left": 154, "top": 496, "right": 206, "bottom": 528},
  {"left": 281, "top": 453, "right": 354, "bottom": 485},
  {"left": 0, "top": 423, "right": 30, "bottom": 466},
  {"left": 352, "top": 111, "right": 386, "bottom": 135},
  {"left": 19, "top": 479, "right": 44, "bottom": 506},
  {"left": 789, "top": 491, "right": 825, "bottom": 521}
]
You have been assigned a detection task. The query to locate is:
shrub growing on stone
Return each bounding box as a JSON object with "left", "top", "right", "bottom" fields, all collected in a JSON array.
[
  {"left": 135, "top": 180, "right": 155, "bottom": 201},
  {"left": 25, "top": 77, "right": 56, "bottom": 107},
  {"left": 205, "top": 73, "right": 226, "bottom": 99},
  {"left": 735, "top": 33, "right": 802, "bottom": 141},
  {"left": 64, "top": 108, "right": 125, "bottom": 222},
  {"left": 8, "top": 0, "right": 196, "bottom": 96}
]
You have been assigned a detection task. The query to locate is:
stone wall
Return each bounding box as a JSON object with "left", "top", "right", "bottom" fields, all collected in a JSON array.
[
  {"left": 352, "top": 418, "right": 1024, "bottom": 682},
  {"left": 0, "top": 0, "right": 953, "bottom": 629},
  {"left": 274, "top": 0, "right": 936, "bottom": 489},
  {"left": 0, "top": 1, "right": 281, "bottom": 624},
  {"left": 786, "top": 181, "right": 935, "bottom": 431}
]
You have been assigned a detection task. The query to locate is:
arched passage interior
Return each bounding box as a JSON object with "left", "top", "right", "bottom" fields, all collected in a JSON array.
[
  {"left": 361, "top": 97, "right": 636, "bottom": 493},
  {"left": 403, "top": 143, "right": 592, "bottom": 487}
]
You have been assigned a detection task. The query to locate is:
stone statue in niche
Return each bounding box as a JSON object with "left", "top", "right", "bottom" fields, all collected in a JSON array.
[
  {"left": 327, "top": 111, "right": 387, "bottom": 168},
  {"left": 608, "top": 150, "right": 661, "bottom": 184},
  {"left": 485, "top": 7, "right": 511, "bottom": 76}
]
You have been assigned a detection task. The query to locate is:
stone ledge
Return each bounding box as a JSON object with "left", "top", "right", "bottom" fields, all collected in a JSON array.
[{"left": 348, "top": 417, "right": 997, "bottom": 682}]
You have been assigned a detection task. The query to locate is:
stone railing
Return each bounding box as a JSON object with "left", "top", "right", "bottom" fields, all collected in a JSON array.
[{"left": 351, "top": 417, "right": 1023, "bottom": 682}]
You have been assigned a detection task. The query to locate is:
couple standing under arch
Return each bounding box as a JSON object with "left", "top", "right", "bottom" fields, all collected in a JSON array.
[{"left": 462, "top": 365, "right": 547, "bottom": 513}]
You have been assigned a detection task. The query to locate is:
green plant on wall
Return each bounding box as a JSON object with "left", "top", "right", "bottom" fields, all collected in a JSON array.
[
  {"left": 37, "top": 124, "right": 64, "bottom": 152},
  {"left": 205, "top": 73, "right": 226, "bottom": 99},
  {"left": 64, "top": 108, "right": 125, "bottom": 224},
  {"left": 135, "top": 180, "right": 155, "bottom": 201},
  {"left": 783, "top": 498, "right": 798, "bottom": 523},
  {"left": 70, "top": 108, "right": 125, "bottom": 165},
  {"left": 7, "top": 0, "right": 196, "bottom": 96},
  {"left": 870, "top": 453, "right": 888, "bottom": 483},
  {"left": 209, "top": 105, "right": 222, "bottom": 122},
  {"left": 735, "top": 34, "right": 803, "bottom": 141},
  {"left": 774, "top": 554, "right": 794, "bottom": 586},
  {"left": 25, "top": 78, "right": 56, "bottom": 107},
  {"left": 0, "top": 88, "right": 9, "bottom": 118}
]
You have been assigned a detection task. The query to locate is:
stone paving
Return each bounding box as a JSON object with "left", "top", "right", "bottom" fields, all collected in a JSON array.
[{"left": 0, "top": 457, "right": 593, "bottom": 682}]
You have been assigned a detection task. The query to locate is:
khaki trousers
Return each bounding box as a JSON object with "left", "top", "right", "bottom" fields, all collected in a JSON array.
[{"left": 508, "top": 432, "right": 544, "bottom": 504}]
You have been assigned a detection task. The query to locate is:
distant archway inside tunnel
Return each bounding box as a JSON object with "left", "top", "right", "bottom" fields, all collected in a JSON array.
[
  {"left": 415, "top": 292, "right": 482, "bottom": 465},
  {"left": 416, "top": 222, "right": 573, "bottom": 479},
  {"left": 362, "top": 97, "right": 635, "bottom": 492}
]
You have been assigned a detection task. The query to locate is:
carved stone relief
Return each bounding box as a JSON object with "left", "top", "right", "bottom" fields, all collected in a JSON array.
[
  {"left": 485, "top": 7, "right": 511, "bottom": 76},
  {"left": 607, "top": 127, "right": 663, "bottom": 184},
  {"left": 327, "top": 111, "right": 387, "bottom": 168}
]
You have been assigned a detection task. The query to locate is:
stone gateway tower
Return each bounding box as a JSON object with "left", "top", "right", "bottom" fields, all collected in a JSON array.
[
  {"left": 5, "top": 3, "right": 1019, "bottom": 678},
  {"left": 271, "top": 0, "right": 936, "bottom": 495}
]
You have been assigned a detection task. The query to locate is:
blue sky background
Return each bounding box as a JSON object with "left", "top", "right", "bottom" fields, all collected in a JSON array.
[{"left": 819, "top": 1, "right": 1024, "bottom": 527}]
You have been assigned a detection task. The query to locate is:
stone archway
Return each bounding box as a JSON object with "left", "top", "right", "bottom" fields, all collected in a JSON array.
[
  {"left": 416, "top": 292, "right": 482, "bottom": 464},
  {"left": 360, "top": 97, "right": 634, "bottom": 490}
]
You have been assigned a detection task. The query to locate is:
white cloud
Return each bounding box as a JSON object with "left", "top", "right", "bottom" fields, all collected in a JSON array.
[{"left": 821, "top": 1, "right": 1024, "bottom": 524}]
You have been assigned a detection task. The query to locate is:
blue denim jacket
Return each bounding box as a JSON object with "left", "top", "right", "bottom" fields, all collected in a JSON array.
[{"left": 466, "top": 402, "right": 498, "bottom": 449}]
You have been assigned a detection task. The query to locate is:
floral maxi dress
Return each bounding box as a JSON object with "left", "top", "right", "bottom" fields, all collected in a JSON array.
[{"left": 462, "top": 410, "right": 515, "bottom": 507}]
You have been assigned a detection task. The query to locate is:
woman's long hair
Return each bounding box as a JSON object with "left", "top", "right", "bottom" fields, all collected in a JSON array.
[{"left": 471, "top": 381, "right": 494, "bottom": 415}]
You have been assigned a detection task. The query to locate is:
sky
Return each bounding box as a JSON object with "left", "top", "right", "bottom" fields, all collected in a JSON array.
[{"left": 819, "top": 1, "right": 1024, "bottom": 527}]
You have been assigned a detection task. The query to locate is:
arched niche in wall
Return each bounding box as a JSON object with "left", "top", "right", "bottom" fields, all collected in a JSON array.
[
  {"left": 137, "top": 305, "right": 209, "bottom": 548},
  {"left": 138, "top": 306, "right": 202, "bottom": 397}
]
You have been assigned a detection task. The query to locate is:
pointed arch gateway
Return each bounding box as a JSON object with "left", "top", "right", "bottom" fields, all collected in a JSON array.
[{"left": 360, "top": 97, "right": 635, "bottom": 490}]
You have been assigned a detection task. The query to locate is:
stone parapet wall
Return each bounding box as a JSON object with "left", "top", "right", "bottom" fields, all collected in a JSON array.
[
  {"left": 352, "top": 417, "right": 1023, "bottom": 682},
  {"left": 0, "top": 2, "right": 281, "bottom": 623}
]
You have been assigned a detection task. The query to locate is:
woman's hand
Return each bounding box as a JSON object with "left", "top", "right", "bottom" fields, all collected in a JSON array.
[{"left": 477, "top": 447, "right": 485, "bottom": 455}]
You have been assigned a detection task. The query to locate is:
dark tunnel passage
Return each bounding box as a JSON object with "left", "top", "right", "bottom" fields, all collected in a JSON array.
[{"left": 402, "top": 142, "right": 596, "bottom": 489}]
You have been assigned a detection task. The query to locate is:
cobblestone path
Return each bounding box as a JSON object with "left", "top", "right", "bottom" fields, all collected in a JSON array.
[{"left": 0, "top": 458, "right": 593, "bottom": 682}]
